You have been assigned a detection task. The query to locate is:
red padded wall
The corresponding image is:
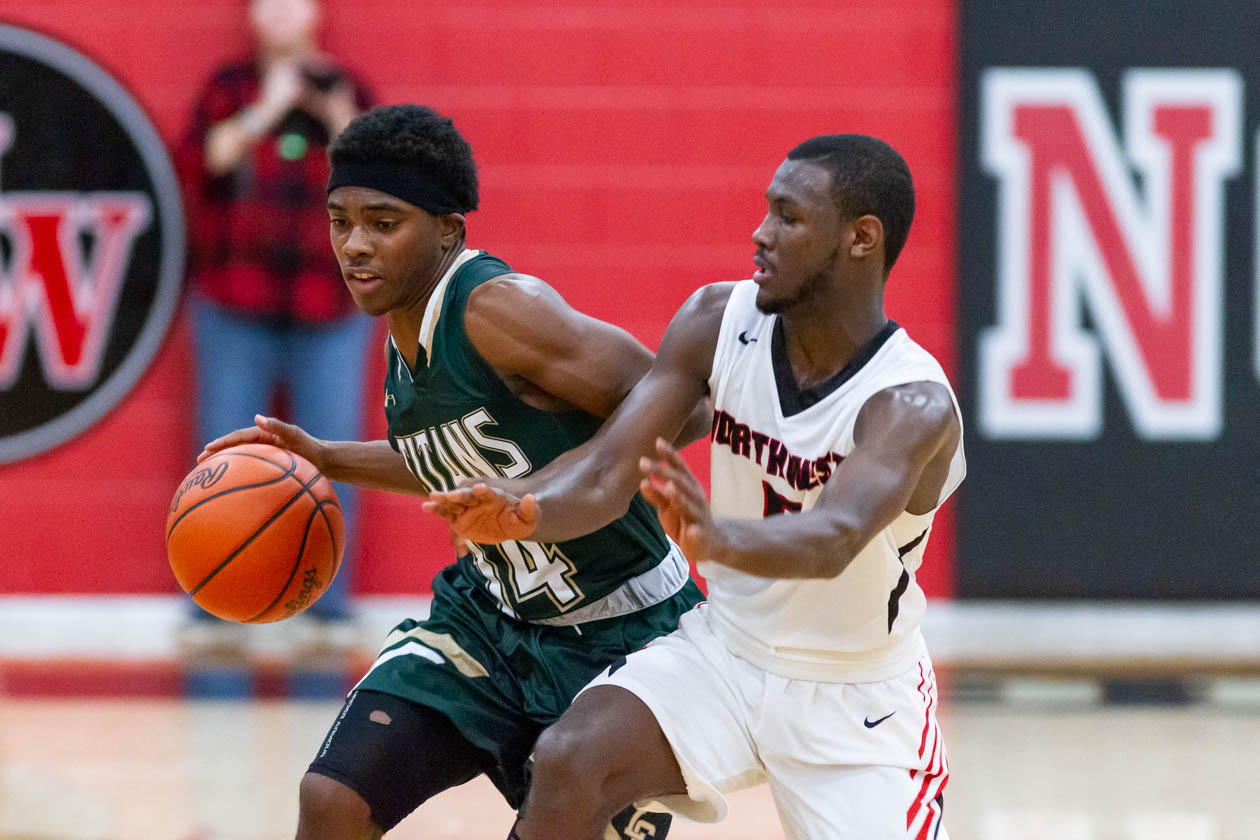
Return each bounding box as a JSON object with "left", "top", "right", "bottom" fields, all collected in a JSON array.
[{"left": 0, "top": 1, "right": 957, "bottom": 596}]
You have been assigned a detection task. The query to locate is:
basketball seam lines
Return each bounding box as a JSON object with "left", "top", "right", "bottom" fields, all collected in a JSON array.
[
  {"left": 166, "top": 451, "right": 298, "bottom": 541},
  {"left": 188, "top": 472, "right": 323, "bottom": 597},
  {"left": 298, "top": 474, "right": 343, "bottom": 579},
  {"left": 313, "top": 496, "right": 342, "bottom": 579},
  {"left": 243, "top": 498, "right": 336, "bottom": 623}
]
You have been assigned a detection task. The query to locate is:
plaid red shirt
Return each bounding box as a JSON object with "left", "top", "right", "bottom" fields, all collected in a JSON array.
[{"left": 178, "top": 58, "right": 373, "bottom": 324}]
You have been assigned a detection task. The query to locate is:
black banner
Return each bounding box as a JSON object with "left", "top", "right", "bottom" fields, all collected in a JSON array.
[
  {"left": 958, "top": 0, "right": 1260, "bottom": 598},
  {"left": 0, "top": 25, "right": 183, "bottom": 463}
]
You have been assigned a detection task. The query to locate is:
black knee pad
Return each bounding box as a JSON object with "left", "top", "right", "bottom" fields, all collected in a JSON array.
[{"left": 306, "top": 689, "right": 495, "bottom": 831}]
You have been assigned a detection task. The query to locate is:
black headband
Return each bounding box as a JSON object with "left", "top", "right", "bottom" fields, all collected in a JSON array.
[{"left": 327, "top": 160, "right": 465, "bottom": 215}]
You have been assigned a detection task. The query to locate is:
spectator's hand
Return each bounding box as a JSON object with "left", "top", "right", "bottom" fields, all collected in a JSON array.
[
  {"left": 198, "top": 414, "right": 326, "bottom": 471},
  {"left": 257, "top": 60, "right": 305, "bottom": 119},
  {"left": 205, "top": 60, "right": 304, "bottom": 173},
  {"left": 305, "top": 77, "right": 359, "bottom": 137}
]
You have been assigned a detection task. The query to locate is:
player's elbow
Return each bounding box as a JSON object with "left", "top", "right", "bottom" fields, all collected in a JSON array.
[
  {"left": 595, "top": 481, "right": 636, "bottom": 524},
  {"left": 811, "top": 553, "right": 854, "bottom": 580},
  {"left": 586, "top": 460, "right": 640, "bottom": 516},
  {"left": 809, "top": 519, "right": 865, "bottom": 579}
]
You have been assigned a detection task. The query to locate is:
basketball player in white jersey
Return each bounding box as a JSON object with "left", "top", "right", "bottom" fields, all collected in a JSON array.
[{"left": 425, "top": 134, "right": 964, "bottom": 839}]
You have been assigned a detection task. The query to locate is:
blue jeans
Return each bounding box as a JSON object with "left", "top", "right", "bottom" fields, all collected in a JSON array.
[{"left": 190, "top": 296, "right": 374, "bottom": 620}]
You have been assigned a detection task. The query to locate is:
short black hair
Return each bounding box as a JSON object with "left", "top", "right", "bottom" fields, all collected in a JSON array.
[
  {"left": 330, "top": 104, "right": 479, "bottom": 213},
  {"left": 787, "top": 134, "right": 914, "bottom": 273}
]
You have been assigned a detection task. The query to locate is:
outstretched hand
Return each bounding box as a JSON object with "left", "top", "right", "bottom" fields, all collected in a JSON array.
[
  {"left": 197, "top": 414, "right": 324, "bottom": 470},
  {"left": 639, "top": 437, "right": 724, "bottom": 564},
  {"left": 423, "top": 483, "right": 539, "bottom": 544}
]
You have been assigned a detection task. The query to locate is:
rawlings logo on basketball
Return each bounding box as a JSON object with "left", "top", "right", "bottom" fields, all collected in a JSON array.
[
  {"left": 0, "top": 25, "right": 183, "bottom": 463},
  {"left": 284, "top": 566, "right": 325, "bottom": 615},
  {"left": 168, "top": 461, "right": 230, "bottom": 513},
  {"left": 167, "top": 444, "right": 344, "bottom": 624}
]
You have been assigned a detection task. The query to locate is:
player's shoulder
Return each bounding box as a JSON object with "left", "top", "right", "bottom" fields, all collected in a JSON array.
[
  {"left": 460, "top": 271, "right": 586, "bottom": 368},
  {"left": 653, "top": 282, "right": 741, "bottom": 378},
  {"left": 674, "top": 281, "right": 740, "bottom": 327},
  {"left": 464, "top": 272, "right": 561, "bottom": 326},
  {"left": 856, "top": 380, "right": 959, "bottom": 454},
  {"left": 468, "top": 271, "right": 549, "bottom": 298},
  {"left": 864, "top": 380, "right": 956, "bottom": 419},
  {"left": 685, "top": 280, "right": 740, "bottom": 310}
]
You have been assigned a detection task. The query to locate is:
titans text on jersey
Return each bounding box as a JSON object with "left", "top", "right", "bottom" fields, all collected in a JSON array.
[{"left": 394, "top": 408, "right": 531, "bottom": 493}]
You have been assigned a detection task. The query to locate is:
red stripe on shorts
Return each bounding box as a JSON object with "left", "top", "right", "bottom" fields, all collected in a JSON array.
[
  {"left": 916, "top": 661, "right": 935, "bottom": 760},
  {"left": 914, "top": 788, "right": 945, "bottom": 840},
  {"left": 907, "top": 766, "right": 949, "bottom": 837},
  {"left": 908, "top": 660, "right": 946, "bottom": 832}
]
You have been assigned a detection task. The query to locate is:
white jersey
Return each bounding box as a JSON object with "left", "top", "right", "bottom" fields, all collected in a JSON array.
[{"left": 703, "top": 280, "right": 965, "bottom": 683}]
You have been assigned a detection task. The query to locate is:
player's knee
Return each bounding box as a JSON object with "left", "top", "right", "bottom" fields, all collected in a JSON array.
[
  {"left": 530, "top": 722, "right": 611, "bottom": 802},
  {"left": 296, "top": 772, "right": 376, "bottom": 840}
]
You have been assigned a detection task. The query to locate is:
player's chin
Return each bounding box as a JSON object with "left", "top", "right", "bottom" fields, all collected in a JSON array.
[
  {"left": 754, "top": 287, "right": 787, "bottom": 315},
  {"left": 345, "top": 288, "right": 388, "bottom": 317}
]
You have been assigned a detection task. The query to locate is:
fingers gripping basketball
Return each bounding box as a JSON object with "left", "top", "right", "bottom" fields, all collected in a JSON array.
[{"left": 166, "top": 443, "right": 345, "bottom": 623}]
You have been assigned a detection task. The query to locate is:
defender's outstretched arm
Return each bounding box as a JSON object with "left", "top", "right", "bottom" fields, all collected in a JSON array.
[{"left": 425, "top": 283, "right": 733, "bottom": 544}]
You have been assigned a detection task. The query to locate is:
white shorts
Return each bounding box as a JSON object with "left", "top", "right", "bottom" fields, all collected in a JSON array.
[{"left": 581, "top": 604, "right": 949, "bottom": 840}]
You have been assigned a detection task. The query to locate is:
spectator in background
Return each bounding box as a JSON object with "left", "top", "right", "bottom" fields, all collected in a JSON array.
[{"left": 176, "top": 0, "right": 373, "bottom": 656}]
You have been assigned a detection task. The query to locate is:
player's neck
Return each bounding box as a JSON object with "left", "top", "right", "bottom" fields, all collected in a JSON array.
[
  {"left": 779, "top": 297, "right": 887, "bottom": 389},
  {"left": 386, "top": 314, "right": 422, "bottom": 371},
  {"left": 386, "top": 243, "right": 468, "bottom": 370}
]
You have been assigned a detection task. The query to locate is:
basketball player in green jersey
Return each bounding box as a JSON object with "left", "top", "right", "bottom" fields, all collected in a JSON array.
[{"left": 199, "top": 104, "right": 706, "bottom": 839}]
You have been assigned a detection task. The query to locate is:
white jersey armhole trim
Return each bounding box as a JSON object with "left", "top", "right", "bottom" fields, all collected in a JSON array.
[
  {"left": 934, "top": 375, "right": 967, "bottom": 508},
  {"left": 708, "top": 280, "right": 758, "bottom": 402},
  {"left": 843, "top": 340, "right": 967, "bottom": 513},
  {"left": 417, "top": 247, "right": 481, "bottom": 366}
]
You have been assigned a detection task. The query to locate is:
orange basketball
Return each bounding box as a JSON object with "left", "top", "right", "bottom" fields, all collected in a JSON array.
[{"left": 166, "top": 443, "right": 345, "bottom": 624}]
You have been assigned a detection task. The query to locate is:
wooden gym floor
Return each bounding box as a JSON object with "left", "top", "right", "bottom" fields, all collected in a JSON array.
[{"left": 1, "top": 694, "right": 1256, "bottom": 840}]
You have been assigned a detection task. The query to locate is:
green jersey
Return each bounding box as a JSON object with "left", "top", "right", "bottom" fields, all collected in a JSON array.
[{"left": 384, "top": 249, "right": 676, "bottom": 623}]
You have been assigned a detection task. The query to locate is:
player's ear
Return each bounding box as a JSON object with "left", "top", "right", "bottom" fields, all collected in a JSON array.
[
  {"left": 848, "top": 214, "right": 884, "bottom": 262},
  {"left": 439, "top": 212, "right": 466, "bottom": 246}
]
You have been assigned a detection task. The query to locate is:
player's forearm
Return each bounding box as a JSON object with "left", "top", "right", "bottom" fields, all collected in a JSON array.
[
  {"left": 709, "top": 512, "right": 866, "bottom": 579},
  {"left": 318, "top": 440, "right": 427, "bottom": 496},
  {"left": 530, "top": 422, "right": 699, "bottom": 542},
  {"left": 671, "top": 397, "right": 714, "bottom": 450},
  {"left": 520, "top": 365, "right": 707, "bottom": 542},
  {"left": 528, "top": 451, "right": 642, "bottom": 543}
]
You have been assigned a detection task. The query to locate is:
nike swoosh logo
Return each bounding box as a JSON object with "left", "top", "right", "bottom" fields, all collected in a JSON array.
[
  {"left": 738, "top": 330, "right": 757, "bottom": 345},
  {"left": 863, "top": 711, "right": 896, "bottom": 728}
]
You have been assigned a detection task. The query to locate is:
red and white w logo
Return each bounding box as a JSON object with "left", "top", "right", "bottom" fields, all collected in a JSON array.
[
  {"left": 0, "top": 115, "right": 151, "bottom": 390},
  {"left": 979, "top": 69, "right": 1241, "bottom": 440}
]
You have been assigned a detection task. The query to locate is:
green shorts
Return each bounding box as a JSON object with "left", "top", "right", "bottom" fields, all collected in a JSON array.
[{"left": 354, "top": 563, "right": 703, "bottom": 807}]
